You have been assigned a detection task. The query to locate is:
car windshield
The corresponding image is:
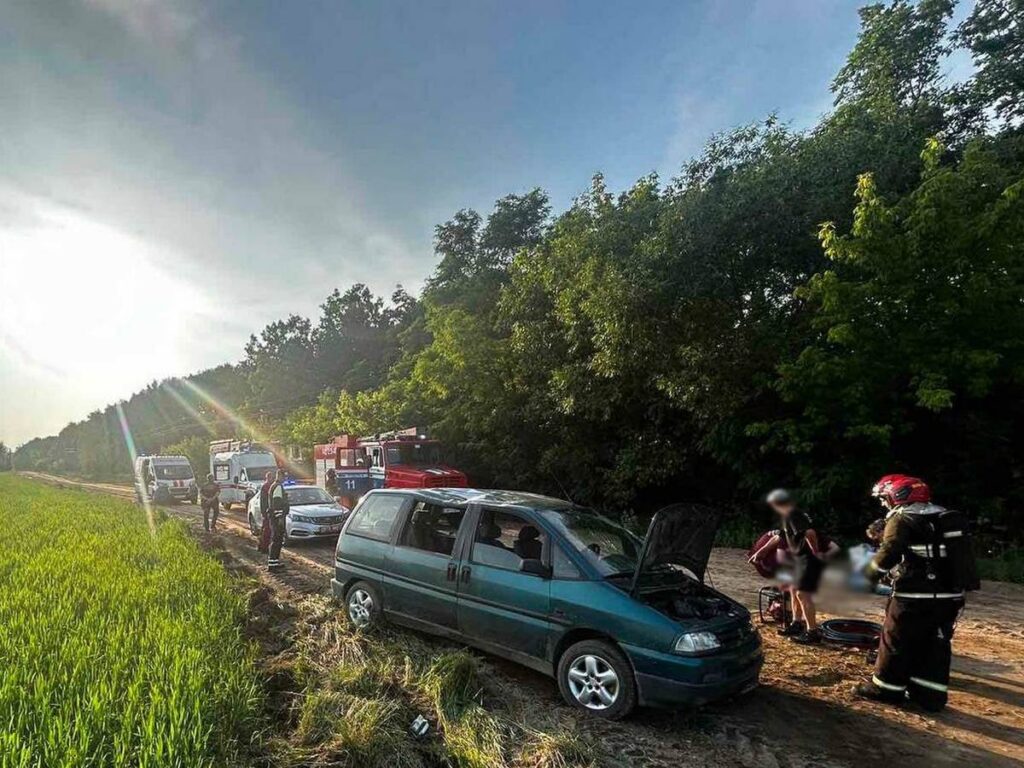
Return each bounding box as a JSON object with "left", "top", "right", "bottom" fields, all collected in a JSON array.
[
  {"left": 286, "top": 487, "right": 336, "bottom": 506},
  {"left": 539, "top": 508, "right": 642, "bottom": 576},
  {"left": 154, "top": 465, "right": 192, "bottom": 480},
  {"left": 386, "top": 443, "right": 441, "bottom": 467}
]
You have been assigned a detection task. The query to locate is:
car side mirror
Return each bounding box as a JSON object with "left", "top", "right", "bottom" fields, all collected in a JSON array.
[{"left": 519, "top": 559, "right": 551, "bottom": 579}]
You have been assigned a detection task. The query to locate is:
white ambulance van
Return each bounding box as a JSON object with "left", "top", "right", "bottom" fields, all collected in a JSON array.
[
  {"left": 209, "top": 440, "right": 279, "bottom": 510},
  {"left": 134, "top": 455, "right": 198, "bottom": 505}
]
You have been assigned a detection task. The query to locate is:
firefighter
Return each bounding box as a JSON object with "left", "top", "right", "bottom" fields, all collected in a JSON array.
[
  {"left": 325, "top": 468, "right": 339, "bottom": 498},
  {"left": 199, "top": 473, "right": 220, "bottom": 532},
  {"left": 267, "top": 469, "right": 289, "bottom": 570},
  {"left": 854, "top": 475, "right": 979, "bottom": 711}
]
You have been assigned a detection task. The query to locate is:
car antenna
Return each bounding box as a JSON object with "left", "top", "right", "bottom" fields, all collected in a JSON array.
[{"left": 548, "top": 468, "right": 576, "bottom": 505}]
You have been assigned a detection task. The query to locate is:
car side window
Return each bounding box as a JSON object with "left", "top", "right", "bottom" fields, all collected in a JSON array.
[
  {"left": 552, "top": 543, "right": 582, "bottom": 580},
  {"left": 347, "top": 494, "right": 405, "bottom": 541},
  {"left": 471, "top": 509, "right": 546, "bottom": 572},
  {"left": 399, "top": 502, "right": 466, "bottom": 556}
]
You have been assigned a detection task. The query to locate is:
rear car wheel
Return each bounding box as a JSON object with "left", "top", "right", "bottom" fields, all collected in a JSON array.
[
  {"left": 557, "top": 639, "right": 637, "bottom": 719},
  {"left": 345, "top": 581, "right": 382, "bottom": 630}
]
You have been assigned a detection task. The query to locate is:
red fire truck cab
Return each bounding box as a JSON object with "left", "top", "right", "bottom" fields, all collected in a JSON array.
[{"left": 313, "top": 428, "right": 467, "bottom": 506}]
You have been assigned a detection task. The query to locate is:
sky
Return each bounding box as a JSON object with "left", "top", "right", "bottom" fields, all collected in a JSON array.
[{"left": 0, "top": 0, "right": 958, "bottom": 446}]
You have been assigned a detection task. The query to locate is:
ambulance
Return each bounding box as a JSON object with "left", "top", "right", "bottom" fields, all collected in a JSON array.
[
  {"left": 134, "top": 455, "right": 198, "bottom": 505},
  {"left": 209, "top": 439, "right": 280, "bottom": 510}
]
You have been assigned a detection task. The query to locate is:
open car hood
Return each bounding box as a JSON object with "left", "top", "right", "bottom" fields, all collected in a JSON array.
[{"left": 631, "top": 503, "right": 722, "bottom": 591}]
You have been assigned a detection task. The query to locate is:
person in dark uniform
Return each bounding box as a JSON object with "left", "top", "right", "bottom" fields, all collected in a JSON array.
[
  {"left": 325, "top": 468, "right": 339, "bottom": 498},
  {"left": 199, "top": 474, "right": 220, "bottom": 532},
  {"left": 267, "top": 469, "right": 289, "bottom": 570},
  {"left": 855, "top": 475, "right": 978, "bottom": 711},
  {"left": 258, "top": 471, "right": 274, "bottom": 554},
  {"left": 754, "top": 489, "right": 835, "bottom": 644}
]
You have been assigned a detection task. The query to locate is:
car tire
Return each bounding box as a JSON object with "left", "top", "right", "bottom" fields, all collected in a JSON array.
[
  {"left": 344, "top": 581, "right": 382, "bottom": 630},
  {"left": 248, "top": 514, "right": 259, "bottom": 537},
  {"left": 556, "top": 639, "right": 637, "bottom": 720}
]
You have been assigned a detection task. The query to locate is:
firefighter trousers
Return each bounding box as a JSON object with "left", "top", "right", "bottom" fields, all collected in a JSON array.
[{"left": 872, "top": 597, "right": 962, "bottom": 711}]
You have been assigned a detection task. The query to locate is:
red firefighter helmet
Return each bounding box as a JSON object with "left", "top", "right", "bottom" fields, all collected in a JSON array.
[{"left": 871, "top": 474, "right": 931, "bottom": 507}]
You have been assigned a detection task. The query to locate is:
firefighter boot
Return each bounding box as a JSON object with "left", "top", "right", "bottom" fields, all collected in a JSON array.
[{"left": 853, "top": 679, "right": 904, "bottom": 706}]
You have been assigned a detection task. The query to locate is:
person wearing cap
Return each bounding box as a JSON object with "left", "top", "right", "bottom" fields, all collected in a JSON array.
[{"left": 750, "top": 489, "right": 834, "bottom": 644}]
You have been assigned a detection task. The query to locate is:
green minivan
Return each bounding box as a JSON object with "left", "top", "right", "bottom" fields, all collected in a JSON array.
[{"left": 331, "top": 488, "right": 762, "bottom": 719}]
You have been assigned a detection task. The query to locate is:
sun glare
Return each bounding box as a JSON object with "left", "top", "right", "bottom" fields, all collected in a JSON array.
[{"left": 0, "top": 197, "right": 209, "bottom": 395}]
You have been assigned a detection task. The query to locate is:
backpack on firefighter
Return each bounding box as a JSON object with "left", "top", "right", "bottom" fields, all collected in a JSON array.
[{"left": 891, "top": 506, "right": 980, "bottom": 598}]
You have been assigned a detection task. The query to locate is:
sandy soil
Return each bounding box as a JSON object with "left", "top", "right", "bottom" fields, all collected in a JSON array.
[{"left": 23, "top": 472, "right": 1024, "bottom": 767}]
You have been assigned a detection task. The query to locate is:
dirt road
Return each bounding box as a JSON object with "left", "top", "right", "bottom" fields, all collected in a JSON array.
[{"left": 23, "top": 472, "right": 1024, "bottom": 767}]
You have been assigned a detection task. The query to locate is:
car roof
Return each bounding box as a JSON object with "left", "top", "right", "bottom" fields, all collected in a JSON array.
[{"left": 371, "top": 487, "right": 575, "bottom": 511}]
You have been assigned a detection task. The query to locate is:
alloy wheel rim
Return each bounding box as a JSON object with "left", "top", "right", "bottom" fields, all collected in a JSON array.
[
  {"left": 567, "top": 654, "right": 619, "bottom": 710},
  {"left": 348, "top": 589, "right": 373, "bottom": 627}
]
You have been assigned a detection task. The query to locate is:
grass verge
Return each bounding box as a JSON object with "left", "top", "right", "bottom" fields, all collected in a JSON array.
[{"left": 0, "top": 476, "right": 263, "bottom": 767}]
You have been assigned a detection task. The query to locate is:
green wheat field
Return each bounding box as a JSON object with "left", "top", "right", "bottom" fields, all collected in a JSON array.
[{"left": 0, "top": 475, "right": 262, "bottom": 768}]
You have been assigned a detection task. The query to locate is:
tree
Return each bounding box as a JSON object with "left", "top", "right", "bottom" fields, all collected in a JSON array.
[
  {"left": 243, "top": 315, "right": 317, "bottom": 417},
  {"left": 0, "top": 441, "right": 12, "bottom": 471},
  {"left": 762, "top": 137, "right": 1024, "bottom": 519},
  {"left": 957, "top": 0, "right": 1024, "bottom": 126}
]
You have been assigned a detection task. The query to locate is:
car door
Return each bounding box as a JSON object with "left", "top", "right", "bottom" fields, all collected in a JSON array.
[
  {"left": 382, "top": 500, "right": 469, "bottom": 633},
  {"left": 456, "top": 505, "right": 553, "bottom": 662}
]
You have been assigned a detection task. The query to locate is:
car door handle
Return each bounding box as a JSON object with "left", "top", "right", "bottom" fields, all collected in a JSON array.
[
  {"left": 460, "top": 565, "right": 471, "bottom": 583},
  {"left": 446, "top": 562, "right": 458, "bottom": 582}
]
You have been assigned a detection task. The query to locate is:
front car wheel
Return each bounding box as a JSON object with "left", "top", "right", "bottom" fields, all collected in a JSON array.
[{"left": 557, "top": 639, "right": 637, "bottom": 719}]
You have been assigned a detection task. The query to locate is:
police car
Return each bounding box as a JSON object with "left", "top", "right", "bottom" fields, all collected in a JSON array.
[{"left": 247, "top": 483, "right": 350, "bottom": 542}]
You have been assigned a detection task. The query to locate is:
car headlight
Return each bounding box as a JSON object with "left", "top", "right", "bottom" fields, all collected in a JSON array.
[
  {"left": 674, "top": 632, "right": 721, "bottom": 654},
  {"left": 291, "top": 514, "right": 313, "bottom": 524}
]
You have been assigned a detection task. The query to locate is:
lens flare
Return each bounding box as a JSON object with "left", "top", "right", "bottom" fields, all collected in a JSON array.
[
  {"left": 176, "top": 379, "right": 306, "bottom": 477},
  {"left": 115, "top": 402, "right": 156, "bottom": 536}
]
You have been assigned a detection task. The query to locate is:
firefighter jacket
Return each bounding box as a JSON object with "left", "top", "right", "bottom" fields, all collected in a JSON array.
[{"left": 867, "top": 502, "right": 977, "bottom": 599}]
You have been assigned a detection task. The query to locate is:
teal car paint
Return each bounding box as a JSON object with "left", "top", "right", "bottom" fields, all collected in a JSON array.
[{"left": 332, "top": 488, "right": 762, "bottom": 718}]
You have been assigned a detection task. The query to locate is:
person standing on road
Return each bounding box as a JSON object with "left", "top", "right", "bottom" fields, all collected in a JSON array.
[
  {"left": 258, "top": 471, "right": 273, "bottom": 554},
  {"left": 199, "top": 473, "right": 220, "bottom": 532},
  {"left": 755, "top": 489, "right": 835, "bottom": 645},
  {"left": 855, "top": 475, "right": 978, "bottom": 711},
  {"left": 267, "top": 469, "right": 289, "bottom": 570}
]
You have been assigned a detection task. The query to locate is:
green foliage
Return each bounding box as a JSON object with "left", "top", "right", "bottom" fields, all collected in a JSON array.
[
  {"left": 977, "top": 549, "right": 1024, "bottom": 584},
  {"left": 162, "top": 435, "right": 210, "bottom": 480},
  {"left": 0, "top": 476, "right": 262, "bottom": 766},
  {"left": 765, "top": 136, "right": 1024, "bottom": 515},
  {"left": 956, "top": 0, "right": 1024, "bottom": 126}
]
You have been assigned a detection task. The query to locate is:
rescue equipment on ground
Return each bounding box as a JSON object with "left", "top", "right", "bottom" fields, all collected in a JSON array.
[
  {"left": 820, "top": 619, "right": 882, "bottom": 648},
  {"left": 757, "top": 586, "right": 791, "bottom": 624}
]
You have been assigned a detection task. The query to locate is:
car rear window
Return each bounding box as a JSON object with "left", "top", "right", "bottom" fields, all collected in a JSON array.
[{"left": 346, "top": 494, "right": 405, "bottom": 541}]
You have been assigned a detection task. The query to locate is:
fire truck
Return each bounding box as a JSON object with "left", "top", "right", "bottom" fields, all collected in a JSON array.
[{"left": 313, "top": 428, "right": 467, "bottom": 507}]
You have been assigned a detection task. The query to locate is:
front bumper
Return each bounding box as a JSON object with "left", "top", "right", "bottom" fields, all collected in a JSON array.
[
  {"left": 287, "top": 521, "right": 345, "bottom": 539},
  {"left": 624, "top": 635, "right": 763, "bottom": 708}
]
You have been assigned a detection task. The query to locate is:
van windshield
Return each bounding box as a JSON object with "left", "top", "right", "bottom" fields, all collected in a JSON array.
[
  {"left": 539, "top": 509, "right": 642, "bottom": 576},
  {"left": 154, "top": 465, "right": 193, "bottom": 480},
  {"left": 241, "top": 467, "right": 277, "bottom": 482}
]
